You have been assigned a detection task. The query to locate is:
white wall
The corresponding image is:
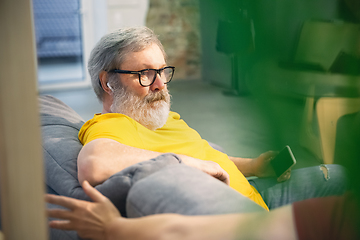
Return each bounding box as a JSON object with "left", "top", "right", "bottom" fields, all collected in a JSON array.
[{"left": 107, "top": 0, "right": 149, "bottom": 32}]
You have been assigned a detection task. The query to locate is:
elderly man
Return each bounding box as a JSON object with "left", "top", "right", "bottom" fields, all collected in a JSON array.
[{"left": 76, "top": 26, "right": 346, "bottom": 212}]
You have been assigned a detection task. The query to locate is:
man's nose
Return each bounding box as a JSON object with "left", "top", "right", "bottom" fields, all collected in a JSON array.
[{"left": 150, "top": 73, "right": 166, "bottom": 91}]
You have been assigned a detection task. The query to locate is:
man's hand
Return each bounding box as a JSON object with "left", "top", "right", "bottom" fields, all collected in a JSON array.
[
  {"left": 251, "top": 151, "right": 291, "bottom": 182},
  {"left": 230, "top": 151, "right": 291, "bottom": 182},
  {"left": 46, "top": 181, "right": 121, "bottom": 240},
  {"left": 180, "top": 156, "right": 230, "bottom": 185},
  {"left": 250, "top": 151, "right": 278, "bottom": 178}
]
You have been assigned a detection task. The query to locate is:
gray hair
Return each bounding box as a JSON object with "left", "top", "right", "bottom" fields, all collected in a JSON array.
[{"left": 88, "top": 26, "right": 166, "bottom": 101}]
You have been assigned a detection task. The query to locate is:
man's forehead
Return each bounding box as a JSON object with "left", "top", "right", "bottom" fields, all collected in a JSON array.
[{"left": 120, "top": 44, "right": 166, "bottom": 70}]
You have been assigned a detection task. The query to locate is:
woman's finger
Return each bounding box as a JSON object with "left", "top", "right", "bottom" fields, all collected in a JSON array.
[
  {"left": 48, "top": 219, "right": 74, "bottom": 231},
  {"left": 47, "top": 208, "right": 75, "bottom": 220},
  {"left": 45, "top": 194, "right": 84, "bottom": 210},
  {"left": 82, "top": 180, "right": 108, "bottom": 203}
]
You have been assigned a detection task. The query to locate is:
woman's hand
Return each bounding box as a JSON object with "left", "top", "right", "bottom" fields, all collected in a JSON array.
[{"left": 46, "top": 181, "right": 121, "bottom": 240}]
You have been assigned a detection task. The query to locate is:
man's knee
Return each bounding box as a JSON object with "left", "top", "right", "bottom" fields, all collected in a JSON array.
[{"left": 318, "top": 164, "right": 348, "bottom": 192}]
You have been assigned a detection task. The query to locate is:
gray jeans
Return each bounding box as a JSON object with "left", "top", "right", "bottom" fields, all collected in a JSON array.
[{"left": 123, "top": 153, "right": 347, "bottom": 217}]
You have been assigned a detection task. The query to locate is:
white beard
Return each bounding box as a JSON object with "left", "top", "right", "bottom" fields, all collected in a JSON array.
[{"left": 110, "top": 85, "right": 171, "bottom": 130}]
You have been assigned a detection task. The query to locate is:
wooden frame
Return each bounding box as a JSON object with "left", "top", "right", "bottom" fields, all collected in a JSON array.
[{"left": 0, "top": 0, "right": 47, "bottom": 239}]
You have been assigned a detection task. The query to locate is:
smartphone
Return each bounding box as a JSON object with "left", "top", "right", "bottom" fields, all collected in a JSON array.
[{"left": 270, "top": 145, "right": 296, "bottom": 180}]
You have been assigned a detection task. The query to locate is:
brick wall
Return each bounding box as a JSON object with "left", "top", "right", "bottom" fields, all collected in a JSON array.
[{"left": 146, "top": 0, "right": 201, "bottom": 80}]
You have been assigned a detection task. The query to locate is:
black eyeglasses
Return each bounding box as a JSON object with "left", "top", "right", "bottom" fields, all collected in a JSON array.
[{"left": 108, "top": 66, "right": 175, "bottom": 87}]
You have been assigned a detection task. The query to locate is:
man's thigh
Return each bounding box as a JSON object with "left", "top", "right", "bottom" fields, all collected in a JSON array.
[{"left": 249, "top": 164, "right": 348, "bottom": 209}]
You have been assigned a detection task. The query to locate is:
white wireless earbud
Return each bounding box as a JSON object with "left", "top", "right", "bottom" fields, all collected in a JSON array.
[{"left": 107, "top": 82, "right": 114, "bottom": 91}]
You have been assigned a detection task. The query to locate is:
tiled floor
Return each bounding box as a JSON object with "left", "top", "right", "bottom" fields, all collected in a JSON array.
[{"left": 41, "top": 79, "right": 320, "bottom": 169}]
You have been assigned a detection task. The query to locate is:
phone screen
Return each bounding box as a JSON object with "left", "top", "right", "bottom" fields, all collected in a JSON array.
[{"left": 270, "top": 146, "right": 296, "bottom": 178}]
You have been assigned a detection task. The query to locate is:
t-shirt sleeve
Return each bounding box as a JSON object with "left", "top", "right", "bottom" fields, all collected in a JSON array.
[{"left": 78, "top": 114, "right": 144, "bottom": 147}]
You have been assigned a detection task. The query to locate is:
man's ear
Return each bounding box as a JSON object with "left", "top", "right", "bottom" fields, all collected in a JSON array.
[{"left": 99, "top": 71, "right": 112, "bottom": 95}]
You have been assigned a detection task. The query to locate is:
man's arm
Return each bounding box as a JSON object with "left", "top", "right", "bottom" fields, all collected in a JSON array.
[
  {"left": 77, "top": 138, "right": 161, "bottom": 186},
  {"left": 78, "top": 138, "right": 230, "bottom": 186},
  {"left": 229, "top": 151, "right": 277, "bottom": 178}
]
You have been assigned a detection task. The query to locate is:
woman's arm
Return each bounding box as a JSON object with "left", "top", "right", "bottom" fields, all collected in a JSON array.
[
  {"left": 46, "top": 180, "right": 121, "bottom": 240},
  {"left": 46, "top": 181, "right": 297, "bottom": 240}
]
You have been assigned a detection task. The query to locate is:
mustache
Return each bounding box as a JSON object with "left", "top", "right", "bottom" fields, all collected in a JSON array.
[{"left": 145, "top": 91, "right": 169, "bottom": 103}]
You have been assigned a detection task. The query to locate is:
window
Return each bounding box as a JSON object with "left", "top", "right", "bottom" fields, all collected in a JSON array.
[{"left": 33, "top": 0, "right": 95, "bottom": 90}]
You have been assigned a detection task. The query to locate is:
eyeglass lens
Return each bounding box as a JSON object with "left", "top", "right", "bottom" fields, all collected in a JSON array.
[{"left": 140, "top": 68, "right": 173, "bottom": 86}]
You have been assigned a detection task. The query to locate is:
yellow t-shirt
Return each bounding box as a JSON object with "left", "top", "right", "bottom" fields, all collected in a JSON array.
[{"left": 79, "top": 111, "right": 268, "bottom": 210}]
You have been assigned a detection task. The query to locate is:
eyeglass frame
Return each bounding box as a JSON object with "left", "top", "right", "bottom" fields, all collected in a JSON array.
[{"left": 108, "top": 66, "right": 175, "bottom": 87}]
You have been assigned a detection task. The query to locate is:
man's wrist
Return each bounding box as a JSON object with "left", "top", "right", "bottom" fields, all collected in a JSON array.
[
  {"left": 229, "top": 156, "right": 255, "bottom": 177},
  {"left": 245, "top": 157, "right": 256, "bottom": 177}
]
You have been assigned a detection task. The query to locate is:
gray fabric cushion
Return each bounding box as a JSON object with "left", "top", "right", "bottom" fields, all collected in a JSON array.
[
  {"left": 127, "top": 164, "right": 266, "bottom": 217},
  {"left": 40, "top": 95, "right": 84, "bottom": 196},
  {"left": 40, "top": 95, "right": 84, "bottom": 240}
]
